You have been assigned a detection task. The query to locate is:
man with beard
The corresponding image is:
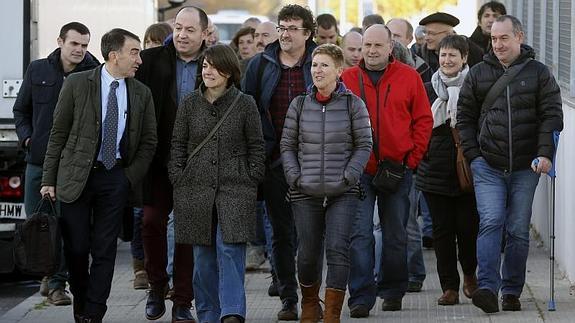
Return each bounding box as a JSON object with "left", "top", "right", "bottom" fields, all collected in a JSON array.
[{"left": 242, "top": 4, "right": 317, "bottom": 321}]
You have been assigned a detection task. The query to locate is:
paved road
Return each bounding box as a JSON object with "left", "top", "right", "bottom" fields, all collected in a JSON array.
[{"left": 0, "top": 274, "right": 39, "bottom": 317}]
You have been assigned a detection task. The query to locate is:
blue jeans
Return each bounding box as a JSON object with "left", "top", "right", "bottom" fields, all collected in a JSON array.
[
  {"left": 25, "top": 163, "right": 68, "bottom": 290},
  {"left": 348, "top": 172, "right": 412, "bottom": 307},
  {"left": 166, "top": 211, "right": 175, "bottom": 284},
  {"left": 131, "top": 208, "right": 144, "bottom": 261},
  {"left": 471, "top": 157, "right": 540, "bottom": 296},
  {"left": 420, "top": 194, "right": 433, "bottom": 238},
  {"left": 374, "top": 178, "right": 426, "bottom": 284},
  {"left": 193, "top": 225, "right": 247, "bottom": 322},
  {"left": 292, "top": 194, "right": 358, "bottom": 290}
]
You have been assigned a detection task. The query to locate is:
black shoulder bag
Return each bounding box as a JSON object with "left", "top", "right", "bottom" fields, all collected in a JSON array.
[{"left": 358, "top": 72, "right": 406, "bottom": 193}]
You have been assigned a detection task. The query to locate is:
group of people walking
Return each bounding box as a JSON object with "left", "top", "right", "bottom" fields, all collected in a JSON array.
[{"left": 13, "top": 1, "right": 564, "bottom": 322}]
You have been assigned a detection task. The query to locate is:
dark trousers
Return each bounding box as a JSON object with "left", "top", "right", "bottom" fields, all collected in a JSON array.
[
  {"left": 60, "top": 166, "right": 129, "bottom": 319},
  {"left": 142, "top": 169, "right": 194, "bottom": 307},
  {"left": 423, "top": 192, "right": 479, "bottom": 292},
  {"left": 263, "top": 165, "right": 298, "bottom": 303}
]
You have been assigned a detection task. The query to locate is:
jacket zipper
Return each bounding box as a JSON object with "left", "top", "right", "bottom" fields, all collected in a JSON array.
[
  {"left": 506, "top": 84, "right": 513, "bottom": 173},
  {"left": 321, "top": 104, "right": 327, "bottom": 204}
]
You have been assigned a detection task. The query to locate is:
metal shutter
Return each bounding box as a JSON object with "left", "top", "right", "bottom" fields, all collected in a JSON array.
[
  {"left": 533, "top": 0, "right": 541, "bottom": 56},
  {"left": 545, "top": 0, "right": 554, "bottom": 67},
  {"left": 558, "top": 0, "right": 571, "bottom": 83}
]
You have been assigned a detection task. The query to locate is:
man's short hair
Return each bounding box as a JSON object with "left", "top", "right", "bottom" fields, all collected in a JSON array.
[
  {"left": 101, "top": 28, "right": 140, "bottom": 61},
  {"left": 312, "top": 43, "right": 344, "bottom": 68},
  {"left": 362, "top": 14, "right": 385, "bottom": 29},
  {"left": 59, "top": 22, "right": 90, "bottom": 41},
  {"left": 389, "top": 18, "right": 413, "bottom": 39},
  {"left": 243, "top": 17, "right": 262, "bottom": 26},
  {"left": 438, "top": 35, "right": 469, "bottom": 58},
  {"left": 316, "top": 13, "right": 338, "bottom": 32},
  {"left": 495, "top": 15, "right": 523, "bottom": 35},
  {"left": 478, "top": 1, "right": 507, "bottom": 22},
  {"left": 349, "top": 26, "right": 363, "bottom": 34},
  {"left": 176, "top": 6, "right": 209, "bottom": 31},
  {"left": 278, "top": 4, "right": 316, "bottom": 38}
]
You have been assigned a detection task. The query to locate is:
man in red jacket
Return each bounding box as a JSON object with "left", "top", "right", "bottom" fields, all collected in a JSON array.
[{"left": 341, "top": 24, "right": 432, "bottom": 317}]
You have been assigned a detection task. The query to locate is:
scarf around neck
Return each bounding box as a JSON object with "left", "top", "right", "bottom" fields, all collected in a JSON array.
[{"left": 431, "top": 65, "right": 469, "bottom": 129}]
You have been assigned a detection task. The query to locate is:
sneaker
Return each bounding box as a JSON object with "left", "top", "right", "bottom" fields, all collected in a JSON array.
[
  {"left": 501, "top": 294, "right": 521, "bottom": 311},
  {"left": 245, "top": 245, "right": 266, "bottom": 271},
  {"left": 381, "top": 298, "right": 402, "bottom": 311},
  {"left": 277, "top": 300, "right": 298, "bottom": 321},
  {"left": 133, "top": 270, "right": 149, "bottom": 290},
  {"left": 472, "top": 288, "right": 499, "bottom": 313},
  {"left": 349, "top": 304, "right": 370, "bottom": 318},
  {"left": 39, "top": 276, "right": 49, "bottom": 297},
  {"left": 47, "top": 288, "right": 72, "bottom": 306},
  {"left": 407, "top": 281, "right": 423, "bottom": 293}
]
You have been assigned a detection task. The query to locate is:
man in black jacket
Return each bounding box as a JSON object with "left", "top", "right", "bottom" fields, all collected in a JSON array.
[
  {"left": 469, "top": 1, "right": 507, "bottom": 53},
  {"left": 135, "top": 5, "right": 207, "bottom": 323},
  {"left": 13, "top": 21, "right": 99, "bottom": 307},
  {"left": 457, "top": 15, "right": 563, "bottom": 314}
]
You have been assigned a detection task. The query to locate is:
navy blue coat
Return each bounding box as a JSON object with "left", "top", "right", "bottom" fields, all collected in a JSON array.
[
  {"left": 241, "top": 39, "right": 317, "bottom": 157},
  {"left": 13, "top": 48, "right": 99, "bottom": 165}
]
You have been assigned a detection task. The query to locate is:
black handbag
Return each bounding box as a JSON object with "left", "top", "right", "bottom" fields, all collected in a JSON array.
[
  {"left": 358, "top": 71, "right": 406, "bottom": 193},
  {"left": 372, "top": 158, "right": 406, "bottom": 193},
  {"left": 13, "top": 196, "right": 61, "bottom": 276}
]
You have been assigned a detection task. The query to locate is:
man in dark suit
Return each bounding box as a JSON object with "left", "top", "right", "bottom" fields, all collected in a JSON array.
[
  {"left": 135, "top": 6, "right": 208, "bottom": 322},
  {"left": 41, "top": 28, "right": 157, "bottom": 323}
]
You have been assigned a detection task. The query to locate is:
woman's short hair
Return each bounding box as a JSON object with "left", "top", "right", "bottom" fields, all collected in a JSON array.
[
  {"left": 231, "top": 27, "right": 255, "bottom": 49},
  {"left": 438, "top": 35, "right": 469, "bottom": 58},
  {"left": 202, "top": 44, "right": 241, "bottom": 88},
  {"left": 143, "top": 23, "right": 172, "bottom": 45},
  {"left": 312, "top": 44, "right": 344, "bottom": 68}
]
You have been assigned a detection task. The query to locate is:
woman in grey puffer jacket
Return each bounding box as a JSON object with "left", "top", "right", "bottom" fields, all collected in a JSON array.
[{"left": 280, "top": 44, "right": 372, "bottom": 322}]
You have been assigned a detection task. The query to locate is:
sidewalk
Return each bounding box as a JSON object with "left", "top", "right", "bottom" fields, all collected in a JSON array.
[{"left": 1, "top": 233, "right": 573, "bottom": 323}]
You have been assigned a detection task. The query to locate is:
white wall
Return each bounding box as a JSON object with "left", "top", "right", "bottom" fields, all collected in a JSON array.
[
  {"left": 35, "top": 0, "right": 156, "bottom": 62},
  {"left": 532, "top": 101, "right": 575, "bottom": 283}
]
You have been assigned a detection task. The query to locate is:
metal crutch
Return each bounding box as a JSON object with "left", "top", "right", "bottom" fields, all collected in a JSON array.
[{"left": 547, "top": 131, "right": 560, "bottom": 311}]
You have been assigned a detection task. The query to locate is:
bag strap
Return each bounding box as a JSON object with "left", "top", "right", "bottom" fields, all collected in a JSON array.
[
  {"left": 186, "top": 92, "right": 242, "bottom": 165},
  {"left": 359, "top": 71, "right": 382, "bottom": 161},
  {"left": 34, "top": 195, "right": 57, "bottom": 216},
  {"left": 481, "top": 58, "right": 532, "bottom": 111}
]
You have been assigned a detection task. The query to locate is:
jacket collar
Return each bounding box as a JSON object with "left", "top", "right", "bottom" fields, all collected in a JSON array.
[{"left": 47, "top": 48, "right": 100, "bottom": 74}]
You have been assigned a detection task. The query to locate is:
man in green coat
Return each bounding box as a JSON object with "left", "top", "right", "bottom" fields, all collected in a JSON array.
[{"left": 41, "top": 28, "right": 157, "bottom": 323}]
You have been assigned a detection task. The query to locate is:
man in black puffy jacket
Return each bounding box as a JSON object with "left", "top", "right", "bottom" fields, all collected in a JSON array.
[
  {"left": 13, "top": 21, "right": 99, "bottom": 307},
  {"left": 457, "top": 15, "right": 563, "bottom": 314}
]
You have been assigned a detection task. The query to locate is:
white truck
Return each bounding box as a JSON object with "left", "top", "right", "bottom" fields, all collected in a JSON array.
[{"left": 0, "top": 0, "right": 155, "bottom": 273}]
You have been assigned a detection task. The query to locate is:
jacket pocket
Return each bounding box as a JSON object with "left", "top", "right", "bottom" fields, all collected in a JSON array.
[{"left": 31, "top": 76, "right": 57, "bottom": 104}]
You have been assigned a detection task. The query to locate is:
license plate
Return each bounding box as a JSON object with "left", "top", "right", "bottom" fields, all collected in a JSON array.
[{"left": 0, "top": 202, "right": 26, "bottom": 220}]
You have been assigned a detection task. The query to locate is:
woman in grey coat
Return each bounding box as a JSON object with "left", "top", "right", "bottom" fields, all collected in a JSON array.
[
  {"left": 168, "top": 44, "right": 265, "bottom": 323},
  {"left": 280, "top": 44, "right": 372, "bottom": 322}
]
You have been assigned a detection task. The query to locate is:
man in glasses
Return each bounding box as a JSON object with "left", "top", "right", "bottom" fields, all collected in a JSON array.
[
  {"left": 417, "top": 12, "right": 484, "bottom": 73},
  {"left": 242, "top": 4, "right": 317, "bottom": 321}
]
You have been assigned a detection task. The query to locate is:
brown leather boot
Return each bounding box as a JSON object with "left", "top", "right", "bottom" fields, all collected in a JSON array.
[
  {"left": 300, "top": 282, "right": 322, "bottom": 323},
  {"left": 324, "top": 288, "right": 345, "bottom": 323},
  {"left": 463, "top": 274, "right": 478, "bottom": 299},
  {"left": 438, "top": 289, "right": 459, "bottom": 306},
  {"left": 133, "top": 258, "right": 149, "bottom": 290}
]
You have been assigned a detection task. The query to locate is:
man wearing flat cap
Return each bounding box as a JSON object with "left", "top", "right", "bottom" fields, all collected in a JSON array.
[{"left": 417, "top": 12, "right": 484, "bottom": 73}]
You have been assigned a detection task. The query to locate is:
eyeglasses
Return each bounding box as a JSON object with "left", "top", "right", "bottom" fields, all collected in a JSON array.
[
  {"left": 276, "top": 26, "right": 307, "bottom": 34},
  {"left": 423, "top": 30, "right": 450, "bottom": 37}
]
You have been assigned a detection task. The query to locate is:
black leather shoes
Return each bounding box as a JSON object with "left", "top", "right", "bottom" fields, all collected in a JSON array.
[
  {"left": 277, "top": 300, "right": 298, "bottom": 321},
  {"left": 172, "top": 305, "right": 196, "bottom": 323},
  {"left": 501, "top": 294, "right": 521, "bottom": 311},
  {"left": 472, "top": 288, "right": 499, "bottom": 313},
  {"left": 349, "top": 304, "right": 370, "bottom": 318},
  {"left": 381, "top": 298, "right": 402, "bottom": 311},
  {"left": 146, "top": 287, "right": 167, "bottom": 320}
]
